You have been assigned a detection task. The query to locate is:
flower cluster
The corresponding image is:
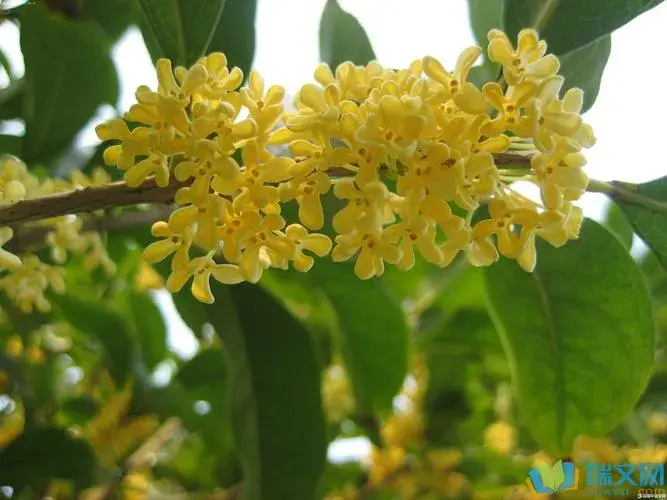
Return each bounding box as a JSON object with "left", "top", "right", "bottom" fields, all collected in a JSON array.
[
  {"left": 98, "top": 29, "right": 594, "bottom": 303},
  {"left": 0, "top": 156, "right": 116, "bottom": 313}
]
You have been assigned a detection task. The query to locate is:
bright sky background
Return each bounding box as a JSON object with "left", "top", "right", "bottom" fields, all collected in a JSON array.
[{"left": 1, "top": 0, "right": 667, "bottom": 459}]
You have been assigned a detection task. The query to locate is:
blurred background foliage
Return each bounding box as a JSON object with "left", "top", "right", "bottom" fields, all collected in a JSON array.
[{"left": 0, "top": 0, "right": 665, "bottom": 498}]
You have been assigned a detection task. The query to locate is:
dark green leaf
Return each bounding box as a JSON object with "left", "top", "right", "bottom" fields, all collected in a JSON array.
[
  {"left": 616, "top": 176, "right": 667, "bottom": 270},
  {"left": 138, "top": 0, "right": 226, "bottom": 66},
  {"left": 207, "top": 0, "right": 258, "bottom": 79},
  {"left": 180, "top": 0, "right": 227, "bottom": 65},
  {"left": 19, "top": 2, "right": 119, "bottom": 164},
  {"left": 59, "top": 396, "right": 99, "bottom": 426},
  {"left": 603, "top": 200, "right": 634, "bottom": 251},
  {"left": 210, "top": 282, "right": 326, "bottom": 500},
  {"left": 81, "top": 0, "right": 138, "bottom": 40},
  {"left": 129, "top": 291, "right": 168, "bottom": 370},
  {"left": 176, "top": 347, "right": 228, "bottom": 403},
  {"left": 504, "top": 0, "right": 663, "bottom": 56},
  {"left": 468, "top": 0, "right": 504, "bottom": 46},
  {"left": 0, "top": 134, "right": 22, "bottom": 156},
  {"left": 557, "top": 36, "right": 611, "bottom": 113},
  {"left": 0, "top": 80, "right": 23, "bottom": 121},
  {"left": 483, "top": 218, "right": 654, "bottom": 455},
  {"left": 0, "top": 427, "right": 97, "bottom": 490},
  {"left": 467, "top": 0, "right": 502, "bottom": 76},
  {"left": 53, "top": 294, "right": 136, "bottom": 385},
  {"left": 310, "top": 262, "right": 409, "bottom": 414},
  {"left": 137, "top": 0, "right": 186, "bottom": 64},
  {"left": 319, "top": 0, "right": 376, "bottom": 69}
]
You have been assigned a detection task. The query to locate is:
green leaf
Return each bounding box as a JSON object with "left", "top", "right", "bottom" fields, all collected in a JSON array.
[
  {"left": 209, "top": 282, "right": 327, "bottom": 500},
  {"left": 0, "top": 134, "right": 22, "bottom": 156},
  {"left": 483, "top": 218, "right": 654, "bottom": 455},
  {"left": 207, "top": 0, "right": 258, "bottom": 79},
  {"left": 310, "top": 262, "right": 409, "bottom": 413},
  {"left": 319, "top": 0, "right": 376, "bottom": 69},
  {"left": 138, "top": 0, "right": 226, "bottom": 66},
  {"left": 467, "top": 0, "right": 655, "bottom": 111},
  {"left": 19, "top": 2, "right": 119, "bottom": 164},
  {"left": 53, "top": 294, "right": 136, "bottom": 385},
  {"left": 616, "top": 176, "right": 667, "bottom": 270},
  {"left": 603, "top": 200, "right": 634, "bottom": 251},
  {"left": 468, "top": 0, "right": 504, "bottom": 47},
  {"left": 557, "top": 36, "right": 611, "bottom": 113},
  {"left": 504, "top": 0, "right": 663, "bottom": 56},
  {"left": 180, "top": 0, "right": 228, "bottom": 66},
  {"left": 81, "top": 0, "right": 138, "bottom": 40},
  {"left": 0, "top": 80, "right": 23, "bottom": 121},
  {"left": 176, "top": 347, "right": 228, "bottom": 403},
  {"left": 0, "top": 427, "right": 97, "bottom": 490},
  {"left": 128, "top": 291, "right": 168, "bottom": 371}
]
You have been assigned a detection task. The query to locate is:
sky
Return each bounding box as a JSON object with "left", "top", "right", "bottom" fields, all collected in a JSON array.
[{"left": 1, "top": 0, "right": 667, "bottom": 459}]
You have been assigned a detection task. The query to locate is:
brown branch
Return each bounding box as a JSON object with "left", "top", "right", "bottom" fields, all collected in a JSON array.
[
  {"left": 0, "top": 175, "right": 186, "bottom": 227},
  {"left": 0, "top": 153, "right": 534, "bottom": 230},
  {"left": 5, "top": 205, "right": 176, "bottom": 254}
]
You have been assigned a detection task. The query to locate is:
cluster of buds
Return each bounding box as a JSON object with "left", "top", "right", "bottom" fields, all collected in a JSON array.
[
  {"left": 0, "top": 157, "right": 116, "bottom": 313},
  {"left": 95, "top": 28, "right": 594, "bottom": 304}
]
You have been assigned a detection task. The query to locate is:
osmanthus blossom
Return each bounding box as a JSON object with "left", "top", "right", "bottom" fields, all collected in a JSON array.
[{"left": 85, "top": 28, "right": 595, "bottom": 303}]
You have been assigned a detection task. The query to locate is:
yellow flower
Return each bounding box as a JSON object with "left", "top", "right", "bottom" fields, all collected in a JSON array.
[
  {"left": 422, "top": 47, "right": 487, "bottom": 113},
  {"left": 173, "top": 138, "right": 240, "bottom": 203},
  {"left": 239, "top": 214, "right": 295, "bottom": 283},
  {"left": 190, "top": 100, "right": 257, "bottom": 154},
  {"left": 531, "top": 137, "right": 588, "bottom": 209},
  {"left": 5, "top": 335, "right": 23, "bottom": 359},
  {"left": 0, "top": 227, "right": 22, "bottom": 271},
  {"left": 384, "top": 214, "right": 443, "bottom": 270},
  {"left": 241, "top": 70, "right": 285, "bottom": 133},
  {"left": 0, "top": 256, "right": 65, "bottom": 313},
  {"left": 167, "top": 255, "right": 244, "bottom": 304},
  {"left": 332, "top": 228, "right": 401, "bottom": 279},
  {"left": 483, "top": 420, "right": 517, "bottom": 455},
  {"left": 355, "top": 92, "right": 429, "bottom": 158},
  {"left": 332, "top": 179, "right": 393, "bottom": 235},
  {"left": 473, "top": 198, "right": 539, "bottom": 260},
  {"left": 278, "top": 172, "right": 331, "bottom": 230},
  {"left": 482, "top": 80, "right": 538, "bottom": 135},
  {"left": 142, "top": 216, "right": 194, "bottom": 270},
  {"left": 487, "top": 28, "right": 560, "bottom": 85},
  {"left": 212, "top": 142, "right": 292, "bottom": 209},
  {"left": 285, "top": 83, "right": 341, "bottom": 133}
]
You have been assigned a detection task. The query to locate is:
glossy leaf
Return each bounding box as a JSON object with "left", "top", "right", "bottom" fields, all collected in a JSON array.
[
  {"left": 210, "top": 282, "right": 327, "bottom": 500},
  {"left": 319, "top": 0, "right": 376, "bottom": 69},
  {"left": 0, "top": 134, "right": 22, "bottom": 156},
  {"left": 310, "top": 261, "right": 409, "bottom": 414},
  {"left": 557, "top": 36, "right": 611, "bottom": 113},
  {"left": 81, "top": 0, "right": 137, "bottom": 40},
  {"left": 138, "top": 0, "right": 226, "bottom": 66},
  {"left": 503, "top": 0, "right": 663, "bottom": 56},
  {"left": 483, "top": 219, "right": 654, "bottom": 454},
  {"left": 208, "top": 0, "right": 257, "bottom": 79},
  {"left": 603, "top": 200, "right": 634, "bottom": 251},
  {"left": 129, "top": 291, "right": 168, "bottom": 371},
  {"left": 616, "top": 176, "right": 667, "bottom": 270},
  {"left": 53, "top": 294, "right": 136, "bottom": 385},
  {"left": 19, "top": 2, "right": 119, "bottom": 164},
  {"left": 0, "top": 427, "right": 97, "bottom": 490}
]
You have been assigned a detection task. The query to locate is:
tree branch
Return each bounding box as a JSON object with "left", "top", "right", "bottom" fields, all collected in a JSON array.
[
  {"left": 0, "top": 176, "right": 186, "bottom": 227},
  {"left": 5, "top": 205, "right": 176, "bottom": 254}
]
